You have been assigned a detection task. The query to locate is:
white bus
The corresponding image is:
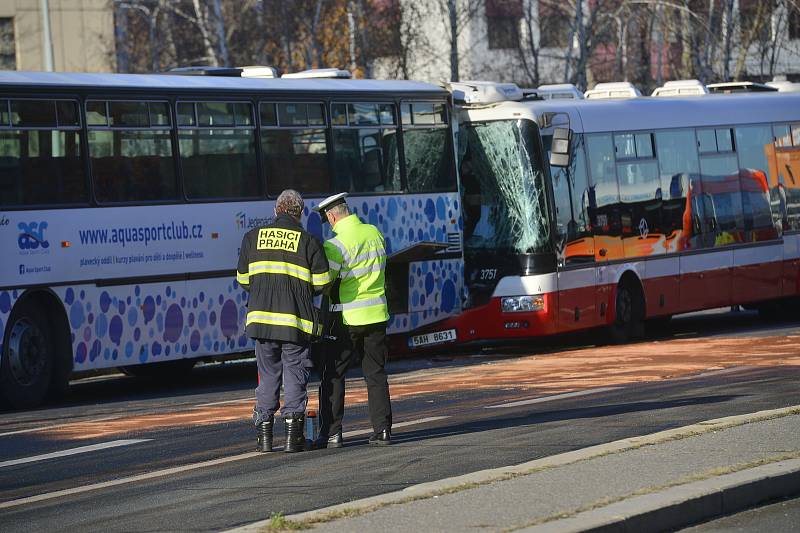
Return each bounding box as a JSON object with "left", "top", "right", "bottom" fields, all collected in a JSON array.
[
  {"left": 409, "top": 81, "right": 800, "bottom": 349},
  {"left": 0, "top": 70, "right": 461, "bottom": 408}
]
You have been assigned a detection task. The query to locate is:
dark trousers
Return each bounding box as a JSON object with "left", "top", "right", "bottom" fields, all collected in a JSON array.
[
  {"left": 318, "top": 320, "right": 392, "bottom": 436},
  {"left": 255, "top": 339, "right": 311, "bottom": 419}
]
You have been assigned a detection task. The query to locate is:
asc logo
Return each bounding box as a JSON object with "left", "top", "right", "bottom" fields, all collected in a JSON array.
[{"left": 18, "top": 221, "right": 50, "bottom": 250}]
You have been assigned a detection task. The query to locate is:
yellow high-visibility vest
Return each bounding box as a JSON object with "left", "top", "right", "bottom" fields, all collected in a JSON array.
[{"left": 324, "top": 214, "right": 389, "bottom": 326}]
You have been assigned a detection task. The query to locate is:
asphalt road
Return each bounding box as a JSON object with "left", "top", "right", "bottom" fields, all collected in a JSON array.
[{"left": 1, "top": 310, "right": 799, "bottom": 532}]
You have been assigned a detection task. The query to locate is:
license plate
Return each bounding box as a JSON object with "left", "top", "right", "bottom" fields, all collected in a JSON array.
[{"left": 409, "top": 329, "right": 457, "bottom": 348}]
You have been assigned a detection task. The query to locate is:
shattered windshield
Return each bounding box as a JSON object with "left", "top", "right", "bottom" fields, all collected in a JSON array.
[{"left": 460, "top": 119, "right": 552, "bottom": 254}]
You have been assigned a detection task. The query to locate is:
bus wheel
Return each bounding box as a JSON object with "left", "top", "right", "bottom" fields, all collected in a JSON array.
[
  {"left": 121, "top": 359, "right": 197, "bottom": 381},
  {"left": 608, "top": 281, "right": 644, "bottom": 344},
  {"left": 1, "top": 300, "right": 55, "bottom": 409}
]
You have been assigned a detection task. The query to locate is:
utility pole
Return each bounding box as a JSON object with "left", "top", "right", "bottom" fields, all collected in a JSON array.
[{"left": 40, "top": 0, "right": 54, "bottom": 71}]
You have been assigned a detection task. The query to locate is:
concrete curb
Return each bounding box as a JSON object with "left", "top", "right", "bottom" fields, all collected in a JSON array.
[
  {"left": 521, "top": 458, "right": 800, "bottom": 532},
  {"left": 222, "top": 405, "right": 800, "bottom": 533}
]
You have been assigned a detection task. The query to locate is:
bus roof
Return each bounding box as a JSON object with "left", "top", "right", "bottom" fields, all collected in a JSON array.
[
  {"left": 536, "top": 92, "right": 800, "bottom": 133},
  {"left": 0, "top": 71, "right": 448, "bottom": 96},
  {"left": 462, "top": 92, "right": 800, "bottom": 133}
]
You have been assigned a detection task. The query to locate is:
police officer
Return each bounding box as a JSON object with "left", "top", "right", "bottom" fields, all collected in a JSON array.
[
  {"left": 237, "top": 189, "right": 330, "bottom": 453},
  {"left": 314, "top": 193, "right": 392, "bottom": 447}
]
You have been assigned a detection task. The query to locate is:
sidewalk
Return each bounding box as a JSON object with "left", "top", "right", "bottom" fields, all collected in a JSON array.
[{"left": 229, "top": 406, "right": 800, "bottom": 533}]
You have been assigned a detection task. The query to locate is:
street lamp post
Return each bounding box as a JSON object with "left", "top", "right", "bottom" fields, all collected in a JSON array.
[{"left": 40, "top": 0, "right": 54, "bottom": 71}]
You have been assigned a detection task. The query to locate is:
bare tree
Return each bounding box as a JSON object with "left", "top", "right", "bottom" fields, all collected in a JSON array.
[
  {"left": 518, "top": 0, "right": 541, "bottom": 86},
  {"left": 435, "top": 0, "right": 483, "bottom": 81}
]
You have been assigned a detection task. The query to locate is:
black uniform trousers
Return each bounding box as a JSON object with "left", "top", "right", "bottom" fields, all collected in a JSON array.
[
  {"left": 254, "top": 339, "right": 311, "bottom": 420},
  {"left": 318, "top": 317, "right": 392, "bottom": 437}
]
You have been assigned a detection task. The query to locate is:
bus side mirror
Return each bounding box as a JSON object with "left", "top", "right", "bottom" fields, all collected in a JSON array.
[{"left": 549, "top": 127, "right": 572, "bottom": 168}]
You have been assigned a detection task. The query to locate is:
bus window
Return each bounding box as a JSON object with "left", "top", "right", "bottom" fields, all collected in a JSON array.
[
  {"left": 179, "top": 101, "right": 259, "bottom": 200},
  {"left": 546, "top": 133, "right": 593, "bottom": 264},
  {"left": 262, "top": 102, "right": 330, "bottom": 195},
  {"left": 0, "top": 99, "right": 86, "bottom": 207},
  {"left": 332, "top": 102, "right": 401, "bottom": 193},
  {"left": 698, "top": 127, "right": 735, "bottom": 153},
  {"left": 771, "top": 124, "right": 800, "bottom": 231},
  {"left": 735, "top": 125, "right": 778, "bottom": 240},
  {"left": 617, "top": 160, "right": 661, "bottom": 258},
  {"left": 10, "top": 99, "right": 57, "bottom": 127},
  {"left": 586, "top": 133, "right": 622, "bottom": 260},
  {"left": 403, "top": 101, "right": 454, "bottom": 193},
  {"left": 149, "top": 102, "right": 170, "bottom": 126},
  {"left": 655, "top": 129, "right": 701, "bottom": 251},
  {"left": 108, "top": 101, "right": 148, "bottom": 127},
  {"left": 88, "top": 100, "right": 177, "bottom": 204},
  {"left": 197, "top": 102, "right": 235, "bottom": 127},
  {"left": 613, "top": 131, "right": 661, "bottom": 258},
  {"left": 176, "top": 102, "right": 196, "bottom": 126},
  {"left": 698, "top": 153, "right": 744, "bottom": 246}
]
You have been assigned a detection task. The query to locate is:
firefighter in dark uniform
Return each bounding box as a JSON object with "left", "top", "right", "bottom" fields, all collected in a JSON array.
[
  {"left": 237, "top": 189, "right": 331, "bottom": 453},
  {"left": 313, "top": 192, "right": 392, "bottom": 448}
]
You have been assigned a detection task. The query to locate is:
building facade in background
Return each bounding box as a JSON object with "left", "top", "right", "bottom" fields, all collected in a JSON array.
[
  {"left": 0, "top": 0, "right": 798, "bottom": 94},
  {"left": 373, "top": 0, "right": 800, "bottom": 91},
  {"left": 0, "top": 0, "right": 115, "bottom": 72}
]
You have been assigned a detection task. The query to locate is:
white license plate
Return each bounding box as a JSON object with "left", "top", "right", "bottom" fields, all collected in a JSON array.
[{"left": 409, "top": 329, "right": 457, "bottom": 348}]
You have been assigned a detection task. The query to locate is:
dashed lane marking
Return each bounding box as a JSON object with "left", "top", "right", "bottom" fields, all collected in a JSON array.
[
  {"left": 392, "top": 416, "right": 449, "bottom": 428},
  {"left": 0, "top": 451, "right": 262, "bottom": 510},
  {"left": 0, "top": 439, "right": 151, "bottom": 469},
  {"left": 196, "top": 397, "right": 252, "bottom": 407},
  {"left": 0, "top": 415, "right": 448, "bottom": 509},
  {"left": 484, "top": 387, "right": 621, "bottom": 409},
  {"left": 671, "top": 366, "right": 755, "bottom": 380},
  {"left": 0, "top": 416, "right": 123, "bottom": 438},
  {"left": 342, "top": 416, "right": 451, "bottom": 439}
]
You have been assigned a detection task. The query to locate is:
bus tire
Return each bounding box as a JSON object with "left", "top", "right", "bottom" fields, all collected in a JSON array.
[
  {"left": 121, "top": 359, "right": 197, "bottom": 381},
  {"left": 0, "top": 299, "right": 56, "bottom": 409},
  {"left": 608, "top": 280, "right": 644, "bottom": 344}
]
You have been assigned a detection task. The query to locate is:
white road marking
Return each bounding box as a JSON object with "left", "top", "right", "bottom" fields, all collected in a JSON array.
[
  {"left": 0, "top": 415, "right": 449, "bottom": 509},
  {"left": 671, "top": 366, "right": 755, "bottom": 380},
  {"left": 0, "top": 416, "right": 123, "bottom": 438},
  {"left": 392, "top": 416, "right": 449, "bottom": 428},
  {"left": 342, "top": 416, "right": 450, "bottom": 439},
  {"left": 196, "top": 397, "right": 252, "bottom": 407},
  {"left": 0, "top": 451, "right": 263, "bottom": 510},
  {"left": 0, "top": 439, "right": 151, "bottom": 469},
  {"left": 484, "top": 387, "right": 621, "bottom": 409}
]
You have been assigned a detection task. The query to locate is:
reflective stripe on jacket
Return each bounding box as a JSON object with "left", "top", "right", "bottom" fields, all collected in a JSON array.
[
  {"left": 237, "top": 214, "right": 331, "bottom": 343},
  {"left": 323, "top": 214, "right": 389, "bottom": 326}
]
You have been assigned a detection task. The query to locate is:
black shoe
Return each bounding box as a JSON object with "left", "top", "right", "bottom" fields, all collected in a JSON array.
[
  {"left": 284, "top": 415, "right": 305, "bottom": 453},
  {"left": 256, "top": 415, "right": 274, "bottom": 453},
  {"left": 316, "top": 431, "right": 343, "bottom": 449},
  {"left": 368, "top": 429, "right": 391, "bottom": 446}
]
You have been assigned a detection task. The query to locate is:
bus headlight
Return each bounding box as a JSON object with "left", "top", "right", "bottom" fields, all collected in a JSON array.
[{"left": 501, "top": 295, "right": 545, "bottom": 313}]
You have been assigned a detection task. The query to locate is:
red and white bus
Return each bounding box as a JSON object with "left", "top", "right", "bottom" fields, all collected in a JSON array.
[{"left": 408, "top": 82, "right": 800, "bottom": 349}]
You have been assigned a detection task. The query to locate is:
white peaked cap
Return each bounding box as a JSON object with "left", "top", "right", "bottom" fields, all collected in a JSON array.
[{"left": 314, "top": 192, "right": 349, "bottom": 216}]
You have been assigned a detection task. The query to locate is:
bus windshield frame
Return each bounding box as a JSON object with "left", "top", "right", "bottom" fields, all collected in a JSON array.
[{"left": 460, "top": 118, "right": 553, "bottom": 256}]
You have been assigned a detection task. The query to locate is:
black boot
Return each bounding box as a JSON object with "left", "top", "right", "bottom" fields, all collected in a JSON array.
[
  {"left": 284, "top": 415, "right": 305, "bottom": 453},
  {"left": 314, "top": 430, "right": 343, "bottom": 449},
  {"left": 368, "top": 428, "right": 391, "bottom": 446},
  {"left": 256, "top": 415, "right": 274, "bottom": 453}
]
